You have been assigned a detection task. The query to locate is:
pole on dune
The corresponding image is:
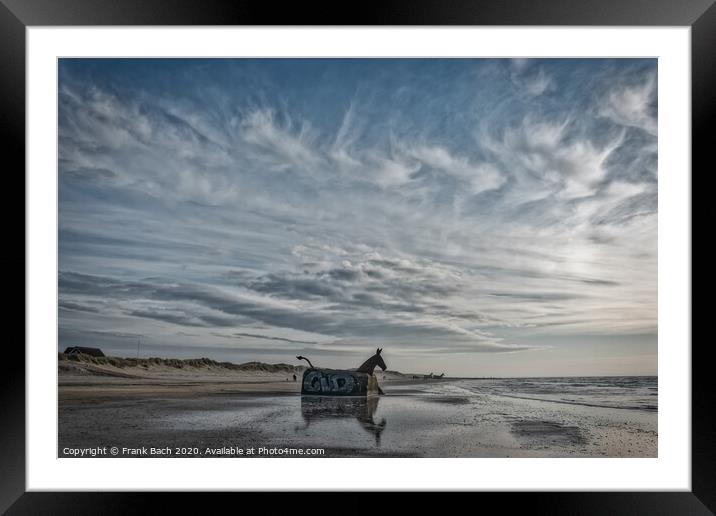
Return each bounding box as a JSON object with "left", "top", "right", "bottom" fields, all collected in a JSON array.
[{"left": 137, "top": 337, "right": 140, "bottom": 359}]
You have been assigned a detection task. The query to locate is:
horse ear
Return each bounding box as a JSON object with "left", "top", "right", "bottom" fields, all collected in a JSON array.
[{"left": 377, "top": 348, "right": 382, "bottom": 354}]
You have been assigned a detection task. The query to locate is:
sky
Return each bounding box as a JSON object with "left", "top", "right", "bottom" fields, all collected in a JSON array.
[{"left": 58, "top": 58, "right": 658, "bottom": 377}]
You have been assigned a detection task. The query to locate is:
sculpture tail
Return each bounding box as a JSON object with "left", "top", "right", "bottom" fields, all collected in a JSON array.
[{"left": 296, "top": 355, "right": 314, "bottom": 369}]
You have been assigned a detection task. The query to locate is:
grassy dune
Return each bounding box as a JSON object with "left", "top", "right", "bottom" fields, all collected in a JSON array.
[{"left": 58, "top": 352, "right": 308, "bottom": 377}]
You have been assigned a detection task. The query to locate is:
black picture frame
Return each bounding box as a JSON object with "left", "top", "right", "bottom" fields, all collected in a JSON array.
[{"left": 4, "top": 0, "right": 709, "bottom": 513}]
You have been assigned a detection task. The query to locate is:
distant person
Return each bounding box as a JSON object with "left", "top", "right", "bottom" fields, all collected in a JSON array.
[{"left": 293, "top": 374, "right": 297, "bottom": 382}]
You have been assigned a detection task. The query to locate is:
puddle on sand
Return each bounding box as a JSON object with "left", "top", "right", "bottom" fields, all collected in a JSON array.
[{"left": 510, "top": 420, "right": 586, "bottom": 445}]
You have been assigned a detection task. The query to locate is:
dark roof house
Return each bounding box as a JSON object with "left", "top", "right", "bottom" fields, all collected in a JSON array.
[{"left": 63, "top": 346, "right": 105, "bottom": 357}]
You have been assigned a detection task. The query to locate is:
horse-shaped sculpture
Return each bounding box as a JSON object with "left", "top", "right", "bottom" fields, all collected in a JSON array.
[{"left": 297, "top": 349, "right": 386, "bottom": 396}]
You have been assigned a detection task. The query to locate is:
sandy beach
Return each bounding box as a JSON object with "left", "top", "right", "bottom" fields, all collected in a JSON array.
[{"left": 58, "top": 357, "right": 656, "bottom": 458}]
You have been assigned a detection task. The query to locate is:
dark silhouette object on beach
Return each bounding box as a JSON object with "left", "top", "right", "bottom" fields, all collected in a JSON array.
[
  {"left": 297, "top": 395, "right": 387, "bottom": 446},
  {"left": 296, "top": 355, "right": 314, "bottom": 368},
  {"left": 63, "top": 346, "right": 105, "bottom": 357},
  {"left": 296, "top": 349, "right": 386, "bottom": 396},
  {"left": 356, "top": 348, "right": 386, "bottom": 375},
  {"left": 293, "top": 374, "right": 297, "bottom": 382}
]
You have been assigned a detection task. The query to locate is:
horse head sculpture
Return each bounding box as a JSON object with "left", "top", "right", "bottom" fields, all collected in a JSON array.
[{"left": 356, "top": 348, "right": 387, "bottom": 375}]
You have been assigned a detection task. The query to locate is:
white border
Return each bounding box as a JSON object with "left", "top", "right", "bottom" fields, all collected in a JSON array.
[{"left": 27, "top": 27, "right": 691, "bottom": 491}]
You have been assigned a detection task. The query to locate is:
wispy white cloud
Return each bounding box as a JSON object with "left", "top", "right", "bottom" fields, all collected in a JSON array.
[
  {"left": 407, "top": 145, "right": 506, "bottom": 194},
  {"left": 510, "top": 60, "right": 555, "bottom": 97},
  {"left": 241, "top": 108, "right": 324, "bottom": 172},
  {"left": 599, "top": 72, "right": 657, "bottom": 135},
  {"left": 480, "top": 116, "right": 625, "bottom": 201}
]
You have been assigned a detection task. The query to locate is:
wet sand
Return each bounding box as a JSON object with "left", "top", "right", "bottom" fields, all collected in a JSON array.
[{"left": 58, "top": 368, "right": 656, "bottom": 458}]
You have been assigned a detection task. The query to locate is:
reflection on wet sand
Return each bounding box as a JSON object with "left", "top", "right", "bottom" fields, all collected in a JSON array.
[{"left": 298, "top": 395, "right": 386, "bottom": 446}]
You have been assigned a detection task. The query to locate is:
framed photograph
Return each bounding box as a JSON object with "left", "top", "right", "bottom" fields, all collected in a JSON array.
[{"left": 6, "top": 0, "right": 709, "bottom": 512}]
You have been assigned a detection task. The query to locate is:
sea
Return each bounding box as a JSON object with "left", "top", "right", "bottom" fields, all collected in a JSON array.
[{"left": 446, "top": 376, "right": 658, "bottom": 412}]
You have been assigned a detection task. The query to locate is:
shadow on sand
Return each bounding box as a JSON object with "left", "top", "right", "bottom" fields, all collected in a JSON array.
[{"left": 297, "top": 395, "right": 387, "bottom": 446}]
